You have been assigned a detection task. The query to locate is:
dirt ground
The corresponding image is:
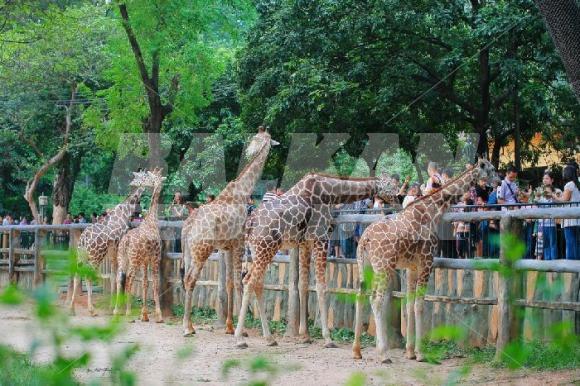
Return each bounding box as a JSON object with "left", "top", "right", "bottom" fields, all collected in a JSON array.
[{"left": 1, "top": 303, "right": 579, "bottom": 386}]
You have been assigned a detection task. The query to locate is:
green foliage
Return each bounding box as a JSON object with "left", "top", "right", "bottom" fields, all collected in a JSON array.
[
  {"left": 221, "top": 355, "right": 288, "bottom": 386},
  {"left": 69, "top": 185, "right": 124, "bottom": 216}
]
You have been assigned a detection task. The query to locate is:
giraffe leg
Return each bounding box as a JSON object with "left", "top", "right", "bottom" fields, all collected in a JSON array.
[
  {"left": 414, "top": 264, "right": 432, "bottom": 362},
  {"left": 152, "top": 257, "right": 163, "bottom": 323},
  {"left": 298, "top": 243, "right": 312, "bottom": 343},
  {"left": 125, "top": 266, "right": 136, "bottom": 318},
  {"left": 224, "top": 250, "right": 235, "bottom": 334},
  {"left": 141, "top": 265, "right": 149, "bottom": 322},
  {"left": 232, "top": 240, "right": 244, "bottom": 314},
  {"left": 352, "top": 257, "right": 366, "bottom": 359},
  {"left": 69, "top": 274, "right": 80, "bottom": 316},
  {"left": 313, "top": 241, "right": 335, "bottom": 348},
  {"left": 405, "top": 269, "right": 418, "bottom": 360},
  {"left": 182, "top": 245, "right": 211, "bottom": 336},
  {"left": 113, "top": 270, "right": 124, "bottom": 316},
  {"left": 234, "top": 282, "right": 252, "bottom": 348},
  {"left": 255, "top": 282, "right": 277, "bottom": 346},
  {"left": 87, "top": 279, "right": 97, "bottom": 317},
  {"left": 371, "top": 271, "right": 391, "bottom": 364},
  {"left": 109, "top": 245, "right": 118, "bottom": 311}
]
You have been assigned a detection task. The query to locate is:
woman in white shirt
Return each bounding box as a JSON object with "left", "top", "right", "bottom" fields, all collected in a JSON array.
[{"left": 556, "top": 164, "right": 580, "bottom": 260}]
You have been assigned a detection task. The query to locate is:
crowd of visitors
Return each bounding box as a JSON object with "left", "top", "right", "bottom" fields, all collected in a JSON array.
[{"left": 328, "top": 160, "right": 580, "bottom": 261}]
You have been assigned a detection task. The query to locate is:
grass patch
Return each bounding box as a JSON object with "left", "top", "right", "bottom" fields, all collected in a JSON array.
[
  {"left": 171, "top": 304, "right": 218, "bottom": 324},
  {"left": 0, "top": 345, "right": 64, "bottom": 386},
  {"left": 423, "top": 338, "right": 580, "bottom": 370}
]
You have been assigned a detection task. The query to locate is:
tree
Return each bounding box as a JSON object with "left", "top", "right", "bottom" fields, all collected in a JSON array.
[
  {"left": 84, "top": 0, "right": 255, "bottom": 167},
  {"left": 237, "top": 0, "right": 579, "bottom": 170},
  {"left": 0, "top": 3, "right": 113, "bottom": 222}
]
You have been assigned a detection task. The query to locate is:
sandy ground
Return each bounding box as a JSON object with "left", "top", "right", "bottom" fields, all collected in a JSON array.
[{"left": 1, "top": 302, "right": 579, "bottom": 386}]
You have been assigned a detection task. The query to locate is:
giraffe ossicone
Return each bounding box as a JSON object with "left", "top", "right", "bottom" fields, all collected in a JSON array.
[{"left": 352, "top": 158, "right": 497, "bottom": 363}]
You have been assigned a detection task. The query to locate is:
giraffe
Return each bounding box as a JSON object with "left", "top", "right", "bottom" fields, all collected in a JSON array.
[
  {"left": 114, "top": 168, "right": 166, "bottom": 322},
  {"left": 352, "top": 159, "right": 497, "bottom": 363},
  {"left": 234, "top": 173, "right": 399, "bottom": 348},
  {"left": 182, "top": 128, "right": 278, "bottom": 336},
  {"left": 69, "top": 170, "right": 150, "bottom": 316}
]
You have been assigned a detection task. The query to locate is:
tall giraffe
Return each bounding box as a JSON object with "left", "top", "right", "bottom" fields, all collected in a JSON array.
[
  {"left": 234, "top": 173, "right": 399, "bottom": 348},
  {"left": 182, "top": 129, "right": 278, "bottom": 336},
  {"left": 114, "top": 169, "right": 166, "bottom": 322},
  {"left": 352, "top": 159, "right": 497, "bottom": 363},
  {"left": 70, "top": 171, "right": 150, "bottom": 316}
]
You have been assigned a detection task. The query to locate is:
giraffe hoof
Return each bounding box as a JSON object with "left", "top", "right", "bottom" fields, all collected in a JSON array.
[
  {"left": 89, "top": 310, "right": 98, "bottom": 317},
  {"left": 155, "top": 319, "right": 164, "bottom": 324},
  {"left": 381, "top": 358, "right": 393, "bottom": 364},
  {"left": 183, "top": 329, "right": 196, "bottom": 337},
  {"left": 299, "top": 337, "right": 313, "bottom": 344},
  {"left": 415, "top": 353, "right": 426, "bottom": 362},
  {"left": 225, "top": 328, "right": 235, "bottom": 335},
  {"left": 242, "top": 332, "right": 249, "bottom": 338},
  {"left": 353, "top": 346, "right": 362, "bottom": 360},
  {"left": 265, "top": 339, "right": 278, "bottom": 347},
  {"left": 236, "top": 341, "right": 248, "bottom": 349},
  {"left": 141, "top": 316, "right": 149, "bottom": 322},
  {"left": 324, "top": 342, "right": 338, "bottom": 349}
]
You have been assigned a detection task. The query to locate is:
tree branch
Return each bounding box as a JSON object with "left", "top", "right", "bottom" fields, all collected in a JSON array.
[{"left": 118, "top": 4, "right": 153, "bottom": 96}]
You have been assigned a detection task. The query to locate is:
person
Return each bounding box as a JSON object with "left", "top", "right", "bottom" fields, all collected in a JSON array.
[
  {"left": 395, "top": 175, "right": 411, "bottom": 205},
  {"left": 475, "top": 177, "right": 491, "bottom": 203},
  {"left": 453, "top": 193, "right": 473, "bottom": 258},
  {"left": 246, "top": 197, "right": 256, "bottom": 216},
  {"left": 170, "top": 192, "right": 188, "bottom": 219},
  {"left": 77, "top": 212, "right": 87, "bottom": 224},
  {"left": 372, "top": 194, "right": 384, "bottom": 210},
  {"left": 498, "top": 165, "right": 519, "bottom": 206},
  {"left": 91, "top": 212, "right": 98, "bottom": 223},
  {"left": 441, "top": 168, "right": 453, "bottom": 184},
  {"left": 63, "top": 214, "right": 73, "bottom": 225},
  {"left": 534, "top": 171, "right": 560, "bottom": 259},
  {"left": 335, "top": 202, "right": 356, "bottom": 259},
  {"left": 262, "top": 185, "right": 277, "bottom": 202},
  {"left": 206, "top": 194, "right": 216, "bottom": 204},
  {"left": 556, "top": 164, "right": 580, "bottom": 260},
  {"left": 424, "top": 161, "right": 442, "bottom": 194},
  {"left": 488, "top": 180, "right": 501, "bottom": 206},
  {"left": 519, "top": 192, "right": 536, "bottom": 259},
  {"left": 402, "top": 183, "right": 420, "bottom": 209},
  {"left": 275, "top": 188, "right": 284, "bottom": 197}
]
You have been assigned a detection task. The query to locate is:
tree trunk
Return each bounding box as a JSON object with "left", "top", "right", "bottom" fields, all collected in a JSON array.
[
  {"left": 491, "top": 139, "right": 502, "bottom": 169},
  {"left": 52, "top": 152, "right": 81, "bottom": 224},
  {"left": 535, "top": 0, "right": 580, "bottom": 102},
  {"left": 513, "top": 86, "right": 522, "bottom": 171}
]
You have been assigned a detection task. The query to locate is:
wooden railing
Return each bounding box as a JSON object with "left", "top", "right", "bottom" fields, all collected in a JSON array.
[{"left": 1, "top": 206, "right": 579, "bottom": 358}]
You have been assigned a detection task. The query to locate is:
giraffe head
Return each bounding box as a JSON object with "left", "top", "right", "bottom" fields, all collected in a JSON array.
[
  {"left": 147, "top": 167, "right": 167, "bottom": 190},
  {"left": 245, "top": 127, "right": 279, "bottom": 159},
  {"left": 376, "top": 173, "right": 399, "bottom": 206},
  {"left": 473, "top": 158, "right": 498, "bottom": 184}
]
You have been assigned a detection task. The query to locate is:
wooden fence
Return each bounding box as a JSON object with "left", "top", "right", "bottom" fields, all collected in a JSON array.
[{"left": 1, "top": 207, "right": 579, "bottom": 359}]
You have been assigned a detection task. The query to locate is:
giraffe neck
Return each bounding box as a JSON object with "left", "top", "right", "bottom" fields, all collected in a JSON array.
[
  {"left": 287, "top": 174, "right": 380, "bottom": 205},
  {"left": 216, "top": 141, "right": 271, "bottom": 203},
  {"left": 404, "top": 167, "right": 478, "bottom": 226},
  {"left": 104, "top": 187, "right": 144, "bottom": 238},
  {"left": 143, "top": 183, "right": 162, "bottom": 227}
]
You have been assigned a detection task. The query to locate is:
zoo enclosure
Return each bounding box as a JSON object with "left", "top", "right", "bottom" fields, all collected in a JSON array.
[{"left": 1, "top": 205, "right": 579, "bottom": 360}]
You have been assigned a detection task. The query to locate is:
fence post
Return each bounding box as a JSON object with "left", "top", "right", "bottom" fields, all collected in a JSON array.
[
  {"left": 159, "top": 239, "right": 174, "bottom": 318},
  {"left": 285, "top": 248, "right": 300, "bottom": 337},
  {"left": 8, "top": 229, "right": 15, "bottom": 284},
  {"left": 33, "top": 228, "right": 42, "bottom": 286},
  {"left": 216, "top": 251, "right": 227, "bottom": 327},
  {"left": 495, "top": 215, "right": 523, "bottom": 360}
]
